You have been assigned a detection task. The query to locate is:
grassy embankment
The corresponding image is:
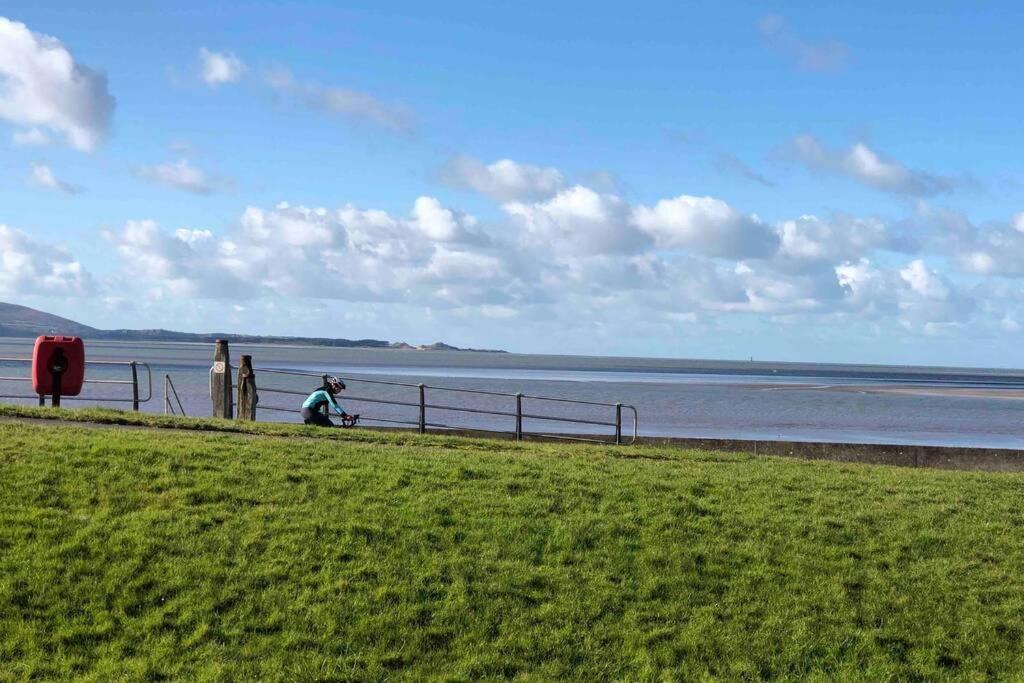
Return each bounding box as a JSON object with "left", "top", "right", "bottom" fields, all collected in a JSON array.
[{"left": 1, "top": 408, "right": 1024, "bottom": 679}]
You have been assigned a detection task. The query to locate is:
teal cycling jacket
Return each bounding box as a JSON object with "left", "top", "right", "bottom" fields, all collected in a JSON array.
[{"left": 302, "top": 389, "right": 345, "bottom": 415}]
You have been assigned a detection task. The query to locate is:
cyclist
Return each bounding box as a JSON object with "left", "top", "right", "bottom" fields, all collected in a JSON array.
[{"left": 301, "top": 376, "right": 355, "bottom": 427}]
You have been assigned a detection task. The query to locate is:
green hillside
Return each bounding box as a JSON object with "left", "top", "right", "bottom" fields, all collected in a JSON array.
[{"left": 1, "top": 414, "right": 1023, "bottom": 679}]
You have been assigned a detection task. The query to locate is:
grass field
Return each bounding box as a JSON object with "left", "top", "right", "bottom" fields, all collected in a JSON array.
[{"left": 2, "top": 412, "right": 1024, "bottom": 680}]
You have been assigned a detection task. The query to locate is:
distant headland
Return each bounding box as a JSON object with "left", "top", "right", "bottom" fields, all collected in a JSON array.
[{"left": 0, "top": 302, "right": 506, "bottom": 353}]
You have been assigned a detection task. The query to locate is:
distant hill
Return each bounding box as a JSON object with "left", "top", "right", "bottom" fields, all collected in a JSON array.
[
  {"left": 0, "top": 302, "right": 99, "bottom": 337},
  {"left": 0, "top": 302, "right": 506, "bottom": 352}
]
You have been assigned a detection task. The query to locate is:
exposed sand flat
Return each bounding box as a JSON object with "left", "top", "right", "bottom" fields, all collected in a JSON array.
[{"left": 747, "top": 383, "right": 1024, "bottom": 400}]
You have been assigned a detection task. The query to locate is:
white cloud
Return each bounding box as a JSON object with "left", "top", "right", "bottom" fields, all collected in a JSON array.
[
  {"left": 758, "top": 14, "right": 850, "bottom": 73},
  {"left": 135, "top": 159, "right": 217, "bottom": 194},
  {"left": 632, "top": 195, "right": 778, "bottom": 258},
  {"left": 900, "top": 259, "right": 950, "bottom": 300},
  {"left": 264, "top": 67, "right": 414, "bottom": 135},
  {"left": 12, "top": 127, "right": 50, "bottom": 146},
  {"left": 27, "top": 162, "right": 81, "bottom": 195},
  {"left": 0, "top": 224, "right": 94, "bottom": 296},
  {"left": 789, "top": 135, "right": 965, "bottom": 197},
  {"left": 1013, "top": 213, "right": 1024, "bottom": 234},
  {"left": 918, "top": 209, "right": 1024, "bottom": 278},
  {"left": 411, "top": 196, "right": 481, "bottom": 243},
  {"left": 106, "top": 197, "right": 516, "bottom": 307},
  {"left": 440, "top": 155, "right": 565, "bottom": 200},
  {"left": 504, "top": 185, "right": 645, "bottom": 256},
  {"left": 198, "top": 48, "right": 244, "bottom": 86},
  {"left": 776, "top": 214, "right": 890, "bottom": 265},
  {"left": 0, "top": 17, "right": 114, "bottom": 151}
]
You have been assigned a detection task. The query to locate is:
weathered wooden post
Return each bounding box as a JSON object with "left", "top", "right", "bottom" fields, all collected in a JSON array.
[
  {"left": 237, "top": 355, "right": 258, "bottom": 421},
  {"left": 211, "top": 339, "right": 233, "bottom": 419}
]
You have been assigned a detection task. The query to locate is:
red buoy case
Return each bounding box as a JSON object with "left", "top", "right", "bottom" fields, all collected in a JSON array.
[{"left": 32, "top": 336, "right": 86, "bottom": 396}]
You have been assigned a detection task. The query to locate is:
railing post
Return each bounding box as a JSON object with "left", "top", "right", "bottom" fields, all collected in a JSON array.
[
  {"left": 418, "top": 384, "right": 426, "bottom": 434},
  {"left": 212, "top": 340, "right": 233, "bottom": 419},
  {"left": 164, "top": 375, "right": 169, "bottom": 415},
  {"left": 237, "top": 355, "right": 258, "bottom": 421},
  {"left": 515, "top": 393, "right": 523, "bottom": 441},
  {"left": 38, "top": 394, "right": 44, "bottom": 407},
  {"left": 615, "top": 403, "right": 623, "bottom": 445},
  {"left": 130, "top": 361, "right": 140, "bottom": 411}
]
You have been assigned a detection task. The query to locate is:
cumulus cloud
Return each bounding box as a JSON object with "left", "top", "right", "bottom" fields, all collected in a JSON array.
[
  {"left": 504, "top": 185, "right": 645, "bottom": 256},
  {"left": 93, "top": 153, "right": 1013, "bottom": 337},
  {"left": 198, "top": 48, "right": 243, "bottom": 86},
  {"left": 775, "top": 214, "right": 893, "bottom": 265},
  {"left": 758, "top": 14, "right": 850, "bottom": 73},
  {"left": 440, "top": 155, "right": 565, "bottom": 200},
  {"left": 0, "top": 17, "right": 114, "bottom": 151},
  {"left": 0, "top": 224, "right": 94, "bottom": 296},
  {"left": 134, "top": 159, "right": 220, "bottom": 194},
  {"left": 106, "top": 197, "right": 515, "bottom": 307},
  {"left": 632, "top": 195, "right": 778, "bottom": 258},
  {"left": 264, "top": 67, "right": 414, "bottom": 136},
  {"left": 27, "top": 162, "right": 81, "bottom": 195},
  {"left": 788, "top": 135, "right": 966, "bottom": 197},
  {"left": 934, "top": 211, "right": 1024, "bottom": 278}
]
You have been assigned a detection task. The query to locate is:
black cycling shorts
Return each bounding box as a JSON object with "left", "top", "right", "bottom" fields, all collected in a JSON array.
[{"left": 301, "top": 407, "right": 334, "bottom": 427}]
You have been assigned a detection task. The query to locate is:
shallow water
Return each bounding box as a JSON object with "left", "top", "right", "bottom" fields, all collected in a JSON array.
[{"left": 2, "top": 338, "right": 1023, "bottom": 448}]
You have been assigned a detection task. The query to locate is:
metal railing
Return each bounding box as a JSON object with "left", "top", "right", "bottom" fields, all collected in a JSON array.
[
  {"left": 0, "top": 357, "right": 152, "bottom": 410},
  {"left": 164, "top": 374, "right": 186, "bottom": 416},
  {"left": 249, "top": 367, "right": 639, "bottom": 444}
]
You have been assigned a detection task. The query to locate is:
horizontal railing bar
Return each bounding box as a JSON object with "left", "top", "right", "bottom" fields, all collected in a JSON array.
[
  {"left": 520, "top": 412, "right": 617, "bottom": 427},
  {"left": 0, "top": 358, "right": 136, "bottom": 367},
  {"left": 83, "top": 379, "right": 134, "bottom": 385},
  {"left": 425, "top": 385, "right": 518, "bottom": 398},
  {"left": 0, "top": 394, "right": 145, "bottom": 404},
  {"left": 256, "top": 406, "right": 303, "bottom": 414},
  {"left": 529, "top": 432, "right": 615, "bottom": 444},
  {"left": 253, "top": 386, "right": 310, "bottom": 397},
  {"left": 520, "top": 394, "right": 621, "bottom": 407},
  {"left": 342, "top": 395, "right": 421, "bottom": 408},
  {"left": 253, "top": 367, "right": 329, "bottom": 378},
  {"left": 0, "top": 376, "right": 28, "bottom": 381},
  {"left": 360, "top": 417, "right": 422, "bottom": 427},
  {"left": 333, "top": 376, "right": 423, "bottom": 388},
  {"left": 424, "top": 421, "right": 515, "bottom": 435},
  {"left": 424, "top": 402, "right": 518, "bottom": 418}
]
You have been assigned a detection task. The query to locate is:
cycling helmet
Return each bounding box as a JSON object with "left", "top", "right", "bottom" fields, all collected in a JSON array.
[{"left": 325, "top": 376, "right": 346, "bottom": 393}]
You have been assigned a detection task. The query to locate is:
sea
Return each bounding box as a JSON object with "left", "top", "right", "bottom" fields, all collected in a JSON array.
[{"left": 2, "top": 337, "right": 1023, "bottom": 449}]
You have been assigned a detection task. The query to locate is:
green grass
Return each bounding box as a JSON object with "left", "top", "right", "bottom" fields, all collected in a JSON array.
[{"left": 1, "top": 413, "right": 1024, "bottom": 680}]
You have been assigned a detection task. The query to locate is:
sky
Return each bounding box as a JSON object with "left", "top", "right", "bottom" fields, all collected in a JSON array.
[{"left": 1, "top": 1, "right": 1023, "bottom": 366}]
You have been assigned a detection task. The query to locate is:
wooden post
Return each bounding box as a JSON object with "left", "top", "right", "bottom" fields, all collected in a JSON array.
[
  {"left": 212, "top": 339, "right": 233, "bottom": 419},
  {"left": 237, "top": 355, "right": 258, "bottom": 421}
]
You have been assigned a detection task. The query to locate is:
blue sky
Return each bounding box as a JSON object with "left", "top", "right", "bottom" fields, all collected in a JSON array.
[{"left": 1, "top": 2, "right": 1023, "bottom": 366}]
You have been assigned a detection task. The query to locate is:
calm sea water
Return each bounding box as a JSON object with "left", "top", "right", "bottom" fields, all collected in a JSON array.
[{"left": 2, "top": 337, "right": 1023, "bottom": 448}]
